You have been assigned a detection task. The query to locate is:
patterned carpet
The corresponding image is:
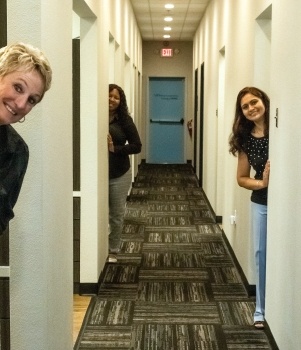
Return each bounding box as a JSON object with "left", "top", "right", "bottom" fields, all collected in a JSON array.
[{"left": 74, "top": 163, "right": 278, "bottom": 350}]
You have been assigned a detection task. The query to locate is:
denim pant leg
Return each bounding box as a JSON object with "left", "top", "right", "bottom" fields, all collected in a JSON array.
[
  {"left": 109, "top": 169, "right": 132, "bottom": 252},
  {"left": 251, "top": 202, "right": 267, "bottom": 322}
]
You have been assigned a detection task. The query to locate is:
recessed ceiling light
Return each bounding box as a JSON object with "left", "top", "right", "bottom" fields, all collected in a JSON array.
[
  {"left": 164, "top": 27, "right": 172, "bottom": 31},
  {"left": 164, "top": 16, "right": 173, "bottom": 22},
  {"left": 163, "top": 34, "right": 171, "bottom": 38},
  {"left": 165, "top": 4, "right": 174, "bottom": 10}
]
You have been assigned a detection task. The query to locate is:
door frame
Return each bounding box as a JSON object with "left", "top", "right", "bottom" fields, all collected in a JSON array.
[
  {"left": 198, "top": 63, "right": 205, "bottom": 186},
  {"left": 193, "top": 68, "right": 198, "bottom": 172}
]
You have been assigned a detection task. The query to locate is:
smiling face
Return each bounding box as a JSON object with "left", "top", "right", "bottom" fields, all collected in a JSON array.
[
  {"left": 240, "top": 93, "right": 266, "bottom": 124},
  {"left": 109, "top": 88, "right": 121, "bottom": 115},
  {"left": 0, "top": 69, "right": 44, "bottom": 125}
]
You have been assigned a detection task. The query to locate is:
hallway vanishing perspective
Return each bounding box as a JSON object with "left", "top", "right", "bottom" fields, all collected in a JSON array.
[{"left": 74, "top": 163, "right": 278, "bottom": 349}]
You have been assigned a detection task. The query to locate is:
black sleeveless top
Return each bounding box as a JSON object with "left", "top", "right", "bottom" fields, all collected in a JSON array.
[{"left": 244, "top": 134, "right": 269, "bottom": 205}]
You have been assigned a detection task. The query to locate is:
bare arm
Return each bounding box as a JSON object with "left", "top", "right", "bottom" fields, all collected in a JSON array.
[{"left": 237, "top": 152, "right": 270, "bottom": 190}]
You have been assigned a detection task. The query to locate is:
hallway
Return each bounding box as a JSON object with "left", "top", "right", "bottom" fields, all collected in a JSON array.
[{"left": 74, "top": 163, "right": 278, "bottom": 349}]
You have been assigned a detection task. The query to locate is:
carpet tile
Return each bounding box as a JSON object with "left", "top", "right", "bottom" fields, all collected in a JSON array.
[
  {"left": 138, "top": 268, "right": 209, "bottom": 281},
  {"left": 131, "top": 324, "right": 228, "bottom": 350},
  {"left": 74, "top": 164, "right": 278, "bottom": 350},
  {"left": 133, "top": 302, "right": 221, "bottom": 324},
  {"left": 218, "top": 302, "right": 255, "bottom": 325},
  {"left": 223, "top": 326, "right": 273, "bottom": 349},
  {"left": 78, "top": 325, "right": 132, "bottom": 349},
  {"left": 137, "top": 281, "right": 211, "bottom": 302}
]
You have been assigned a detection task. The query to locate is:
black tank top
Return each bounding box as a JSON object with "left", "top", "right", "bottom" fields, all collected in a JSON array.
[{"left": 244, "top": 134, "right": 269, "bottom": 205}]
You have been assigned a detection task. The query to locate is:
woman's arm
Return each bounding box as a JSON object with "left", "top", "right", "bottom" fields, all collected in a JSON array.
[
  {"left": 237, "top": 151, "right": 270, "bottom": 190},
  {"left": 113, "top": 116, "right": 142, "bottom": 155}
]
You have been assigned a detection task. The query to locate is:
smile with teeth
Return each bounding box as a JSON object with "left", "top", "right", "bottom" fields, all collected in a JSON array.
[{"left": 5, "top": 103, "right": 17, "bottom": 115}]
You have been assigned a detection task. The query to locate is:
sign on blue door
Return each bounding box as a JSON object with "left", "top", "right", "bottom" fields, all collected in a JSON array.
[{"left": 148, "top": 77, "right": 185, "bottom": 164}]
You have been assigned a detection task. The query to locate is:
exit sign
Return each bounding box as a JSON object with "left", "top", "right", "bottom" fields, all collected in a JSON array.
[{"left": 160, "top": 48, "right": 173, "bottom": 57}]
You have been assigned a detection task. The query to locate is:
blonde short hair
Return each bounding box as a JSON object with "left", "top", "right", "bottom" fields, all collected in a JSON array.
[{"left": 0, "top": 42, "right": 52, "bottom": 98}]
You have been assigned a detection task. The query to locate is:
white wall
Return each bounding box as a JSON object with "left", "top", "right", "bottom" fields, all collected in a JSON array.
[
  {"left": 267, "top": 0, "right": 301, "bottom": 347},
  {"left": 6, "top": 0, "right": 142, "bottom": 348},
  {"left": 11, "top": 0, "right": 301, "bottom": 347},
  {"left": 74, "top": 0, "right": 143, "bottom": 285},
  {"left": 194, "top": 0, "right": 301, "bottom": 348},
  {"left": 8, "top": 0, "right": 73, "bottom": 349}
]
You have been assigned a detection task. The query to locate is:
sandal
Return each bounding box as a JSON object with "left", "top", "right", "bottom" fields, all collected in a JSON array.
[{"left": 253, "top": 321, "right": 265, "bottom": 329}]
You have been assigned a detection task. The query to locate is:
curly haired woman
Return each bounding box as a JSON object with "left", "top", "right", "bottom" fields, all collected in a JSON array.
[{"left": 229, "top": 87, "right": 270, "bottom": 329}]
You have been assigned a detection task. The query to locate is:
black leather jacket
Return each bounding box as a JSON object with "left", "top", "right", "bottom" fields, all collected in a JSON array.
[{"left": 0, "top": 125, "right": 29, "bottom": 234}]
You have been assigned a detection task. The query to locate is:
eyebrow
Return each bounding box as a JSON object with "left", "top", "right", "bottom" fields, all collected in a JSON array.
[{"left": 241, "top": 98, "right": 258, "bottom": 108}]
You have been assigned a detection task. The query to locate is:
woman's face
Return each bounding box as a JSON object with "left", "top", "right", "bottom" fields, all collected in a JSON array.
[
  {"left": 109, "top": 88, "right": 120, "bottom": 114},
  {"left": 0, "top": 69, "right": 44, "bottom": 125},
  {"left": 240, "top": 93, "right": 266, "bottom": 123}
]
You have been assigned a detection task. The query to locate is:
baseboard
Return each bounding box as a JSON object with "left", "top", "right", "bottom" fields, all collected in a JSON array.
[
  {"left": 77, "top": 262, "right": 109, "bottom": 296},
  {"left": 78, "top": 283, "right": 98, "bottom": 295},
  {"left": 216, "top": 215, "right": 222, "bottom": 224},
  {"left": 247, "top": 284, "right": 256, "bottom": 297}
]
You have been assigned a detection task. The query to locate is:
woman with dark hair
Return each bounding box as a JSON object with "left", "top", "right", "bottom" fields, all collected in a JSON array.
[
  {"left": 107, "top": 84, "right": 142, "bottom": 262},
  {"left": 229, "top": 87, "right": 270, "bottom": 329}
]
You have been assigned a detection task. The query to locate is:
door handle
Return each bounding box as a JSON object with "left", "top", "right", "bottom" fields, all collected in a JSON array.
[{"left": 150, "top": 118, "right": 184, "bottom": 124}]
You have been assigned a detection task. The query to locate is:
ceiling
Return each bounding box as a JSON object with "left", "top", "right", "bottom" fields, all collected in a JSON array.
[{"left": 130, "top": 0, "right": 212, "bottom": 41}]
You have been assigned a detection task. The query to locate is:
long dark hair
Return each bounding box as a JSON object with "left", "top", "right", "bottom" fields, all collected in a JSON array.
[
  {"left": 229, "top": 86, "right": 270, "bottom": 156},
  {"left": 109, "top": 84, "right": 130, "bottom": 121}
]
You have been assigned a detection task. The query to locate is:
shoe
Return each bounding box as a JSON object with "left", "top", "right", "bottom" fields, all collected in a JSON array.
[
  {"left": 253, "top": 321, "right": 265, "bottom": 329},
  {"left": 107, "top": 254, "right": 117, "bottom": 263}
]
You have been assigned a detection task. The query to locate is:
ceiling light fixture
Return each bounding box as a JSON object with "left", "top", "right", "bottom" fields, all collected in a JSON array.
[
  {"left": 163, "top": 34, "right": 171, "bottom": 39},
  {"left": 165, "top": 4, "right": 174, "bottom": 10},
  {"left": 164, "top": 16, "right": 173, "bottom": 22},
  {"left": 164, "top": 26, "right": 172, "bottom": 31}
]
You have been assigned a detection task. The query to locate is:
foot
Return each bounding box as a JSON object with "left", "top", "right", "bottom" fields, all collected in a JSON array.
[
  {"left": 107, "top": 254, "right": 118, "bottom": 263},
  {"left": 253, "top": 321, "right": 265, "bottom": 329}
]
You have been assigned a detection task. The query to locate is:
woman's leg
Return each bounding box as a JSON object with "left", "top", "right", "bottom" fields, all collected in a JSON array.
[
  {"left": 251, "top": 202, "right": 267, "bottom": 322},
  {"left": 109, "top": 169, "right": 132, "bottom": 253}
]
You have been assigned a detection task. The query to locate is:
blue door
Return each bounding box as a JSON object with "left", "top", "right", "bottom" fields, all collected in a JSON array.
[{"left": 148, "top": 77, "right": 185, "bottom": 164}]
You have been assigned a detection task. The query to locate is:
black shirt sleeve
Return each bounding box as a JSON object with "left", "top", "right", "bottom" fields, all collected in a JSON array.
[{"left": 0, "top": 125, "right": 29, "bottom": 234}]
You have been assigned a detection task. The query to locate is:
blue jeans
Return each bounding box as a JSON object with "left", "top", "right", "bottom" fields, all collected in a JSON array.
[
  {"left": 109, "top": 169, "right": 132, "bottom": 252},
  {"left": 251, "top": 202, "right": 267, "bottom": 322}
]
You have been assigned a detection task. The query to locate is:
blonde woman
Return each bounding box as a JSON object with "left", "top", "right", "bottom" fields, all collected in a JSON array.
[{"left": 0, "top": 42, "right": 52, "bottom": 233}]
